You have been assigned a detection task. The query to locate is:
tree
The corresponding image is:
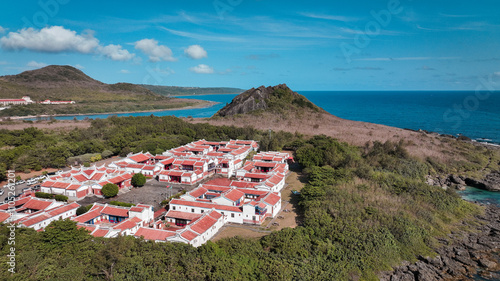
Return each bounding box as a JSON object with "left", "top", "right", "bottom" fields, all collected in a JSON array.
[
  {"left": 101, "top": 183, "right": 119, "bottom": 198},
  {"left": 131, "top": 173, "right": 146, "bottom": 187},
  {"left": 76, "top": 205, "right": 89, "bottom": 216}
]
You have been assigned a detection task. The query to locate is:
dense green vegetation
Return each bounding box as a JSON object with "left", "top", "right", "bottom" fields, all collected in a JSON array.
[
  {"left": 0, "top": 116, "right": 488, "bottom": 280},
  {"left": 131, "top": 173, "right": 146, "bottom": 188},
  {"left": 101, "top": 183, "right": 119, "bottom": 198},
  {"left": 141, "top": 85, "right": 243, "bottom": 96}
]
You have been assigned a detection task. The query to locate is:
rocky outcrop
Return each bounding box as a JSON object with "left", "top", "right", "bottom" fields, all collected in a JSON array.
[
  {"left": 465, "top": 172, "right": 500, "bottom": 192},
  {"left": 425, "top": 172, "right": 500, "bottom": 192},
  {"left": 379, "top": 205, "right": 500, "bottom": 281},
  {"left": 215, "top": 84, "right": 320, "bottom": 117}
]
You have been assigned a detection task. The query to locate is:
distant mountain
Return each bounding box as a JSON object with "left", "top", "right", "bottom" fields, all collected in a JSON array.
[
  {"left": 0, "top": 65, "right": 207, "bottom": 117},
  {"left": 214, "top": 84, "right": 323, "bottom": 117},
  {"left": 141, "top": 84, "right": 244, "bottom": 96}
]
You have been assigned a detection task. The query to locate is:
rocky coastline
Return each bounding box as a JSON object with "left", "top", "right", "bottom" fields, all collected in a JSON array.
[
  {"left": 426, "top": 172, "right": 500, "bottom": 192},
  {"left": 379, "top": 204, "right": 500, "bottom": 281}
]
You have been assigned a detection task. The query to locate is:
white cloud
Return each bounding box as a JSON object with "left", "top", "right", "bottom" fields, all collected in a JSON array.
[
  {"left": 494, "top": 72, "right": 500, "bottom": 77},
  {"left": 0, "top": 26, "right": 135, "bottom": 61},
  {"left": 134, "top": 39, "right": 175, "bottom": 62},
  {"left": 0, "top": 61, "right": 8, "bottom": 65},
  {"left": 184, "top": 45, "right": 207, "bottom": 59},
  {"left": 300, "top": 13, "right": 358, "bottom": 22},
  {"left": 98, "top": 44, "right": 135, "bottom": 61},
  {"left": 0, "top": 26, "right": 99, "bottom": 53},
  {"left": 74, "top": 64, "right": 85, "bottom": 69},
  {"left": 0, "top": 26, "right": 5, "bottom": 34},
  {"left": 27, "top": 61, "right": 47, "bottom": 68},
  {"left": 120, "top": 69, "right": 130, "bottom": 74},
  {"left": 189, "top": 64, "right": 214, "bottom": 74}
]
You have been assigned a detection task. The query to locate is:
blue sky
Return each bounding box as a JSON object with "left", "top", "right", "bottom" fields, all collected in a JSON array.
[{"left": 0, "top": 0, "right": 499, "bottom": 90}]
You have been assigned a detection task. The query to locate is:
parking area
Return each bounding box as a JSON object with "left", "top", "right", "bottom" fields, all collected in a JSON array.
[
  {"left": 0, "top": 176, "right": 45, "bottom": 203},
  {"left": 76, "top": 178, "right": 199, "bottom": 211}
]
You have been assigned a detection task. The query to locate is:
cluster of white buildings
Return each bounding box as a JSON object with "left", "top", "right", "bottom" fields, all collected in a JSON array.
[
  {"left": 40, "top": 166, "right": 134, "bottom": 200},
  {"left": 10, "top": 140, "right": 293, "bottom": 247},
  {"left": 0, "top": 96, "right": 75, "bottom": 107}
]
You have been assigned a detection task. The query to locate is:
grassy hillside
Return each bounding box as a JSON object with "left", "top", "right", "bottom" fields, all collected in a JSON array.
[
  {"left": 141, "top": 84, "right": 244, "bottom": 96},
  {"left": 0, "top": 66, "right": 208, "bottom": 117}
]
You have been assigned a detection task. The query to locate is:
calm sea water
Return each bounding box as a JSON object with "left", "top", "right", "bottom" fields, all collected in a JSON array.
[{"left": 39, "top": 91, "right": 500, "bottom": 144}]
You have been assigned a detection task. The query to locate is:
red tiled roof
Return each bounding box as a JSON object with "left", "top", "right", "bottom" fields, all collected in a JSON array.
[
  {"left": 208, "top": 210, "right": 223, "bottom": 220},
  {"left": 160, "top": 158, "right": 175, "bottom": 165},
  {"left": 91, "top": 228, "right": 110, "bottom": 237},
  {"left": 72, "top": 174, "right": 88, "bottom": 182},
  {"left": 0, "top": 211, "right": 11, "bottom": 222},
  {"left": 190, "top": 214, "right": 217, "bottom": 234},
  {"left": 229, "top": 181, "right": 259, "bottom": 188},
  {"left": 189, "top": 187, "right": 208, "bottom": 198},
  {"left": 223, "top": 189, "right": 244, "bottom": 202},
  {"left": 129, "top": 207, "right": 144, "bottom": 213},
  {"left": 244, "top": 173, "right": 269, "bottom": 179},
  {"left": 205, "top": 178, "right": 232, "bottom": 187},
  {"left": 41, "top": 180, "right": 55, "bottom": 187},
  {"left": 170, "top": 199, "right": 241, "bottom": 212},
  {"left": 264, "top": 192, "right": 280, "bottom": 206},
  {"left": 91, "top": 173, "right": 105, "bottom": 181},
  {"left": 180, "top": 230, "right": 198, "bottom": 241},
  {"left": 0, "top": 197, "right": 30, "bottom": 210},
  {"left": 165, "top": 210, "right": 202, "bottom": 221},
  {"left": 47, "top": 202, "right": 80, "bottom": 216},
  {"left": 101, "top": 206, "right": 129, "bottom": 217},
  {"left": 83, "top": 170, "right": 94, "bottom": 176},
  {"left": 160, "top": 170, "right": 185, "bottom": 177},
  {"left": 51, "top": 182, "right": 71, "bottom": 189},
  {"left": 66, "top": 184, "right": 82, "bottom": 191},
  {"left": 113, "top": 217, "right": 142, "bottom": 231},
  {"left": 129, "top": 153, "right": 152, "bottom": 163},
  {"left": 23, "top": 198, "right": 54, "bottom": 210},
  {"left": 21, "top": 213, "right": 51, "bottom": 227},
  {"left": 134, "top": 227, "right": 175, "bottom": 241},
  {"left": 254, "top": 161, "right": 277, "bottom": 168}
]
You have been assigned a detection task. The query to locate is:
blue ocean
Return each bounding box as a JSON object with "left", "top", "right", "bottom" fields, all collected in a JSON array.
[{"left": 45, "top": 91, "right": 500, "bottom": 144}]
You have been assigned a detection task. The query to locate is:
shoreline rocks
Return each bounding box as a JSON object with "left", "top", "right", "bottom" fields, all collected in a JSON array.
[
  {"left": 379, "top": 205, "right": 500, "bottom": 281},
  {"left": 426, "top": 172, "right": 500, "bottom": 192}
]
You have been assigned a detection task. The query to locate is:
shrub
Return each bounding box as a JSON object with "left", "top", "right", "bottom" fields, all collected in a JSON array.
[
  {"left": 131, "top": 173, "right": 146, "bottom": 187},
  {"left": 54, "top": 194, "right": 68, "bottom": 202},
  {"left": 101, "top": 183, "right": 119, "bottom": 198},
  {"left": 101, "top": 150, "right": 114, "bottom": 159},
  {"left": 35, "top": 192, "right": 53, "bottom": 199},
  {"left": 76, "top": 205, "right": 92, "bottom": 216},
  {"left": 109, "top": 201, "right": 135, "bottom": 207}
]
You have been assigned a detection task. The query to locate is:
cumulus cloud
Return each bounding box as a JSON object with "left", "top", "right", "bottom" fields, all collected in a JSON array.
[
  {"left": 27, "top": 61, "right": 47, "bottom": 68},
  {"left": 74, "top": 64, "right": 85, "bottom": 69},
  {"left": 189, "top": 64, "right": 214, "bottom": 74},
  {"left": 184, "top": 45, "right": 207, "bottom": 59},
  {"left": 0, "top": 26, "right": 5, "bottom": 34},
  {"left": 134, "top": 39, "right": 175, "bottom": 62},
  {"left": 98, "top": 44, "right": 135, "bottom": 61},
  {"left": 0, "top": 26, "right": 135, "bottom": 61},
  {"left": 0, "top": 26, "right": 99, "bottom": 53}
]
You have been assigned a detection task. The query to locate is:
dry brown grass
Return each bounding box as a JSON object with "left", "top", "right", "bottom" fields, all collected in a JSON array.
[
  {"left": 211, "top": 225, "right": 267, "bottom": 242},
  {"left": 0, "top": 120, "right": 91, "bottom": 131},
  {"left": 191, "top": 111, "right": 479, "bottom": 164}
]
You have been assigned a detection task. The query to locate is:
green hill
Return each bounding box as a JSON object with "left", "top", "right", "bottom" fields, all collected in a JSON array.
[{"left": 0, "top": 65, "right": 207, "bottom": 117}]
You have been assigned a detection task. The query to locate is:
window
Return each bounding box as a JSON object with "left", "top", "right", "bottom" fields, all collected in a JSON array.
[
  {"left": 201, "top": 210, "right": 204, "bottom": 213},
  {"left": 191, "top": 208, "right": 195, "bottom": 213},
  {"left": 231, "top": 213, "right": 234, "bottom": 218},
  {"left": 172, "top": 206, "right": 176, "bottom": 210}
]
